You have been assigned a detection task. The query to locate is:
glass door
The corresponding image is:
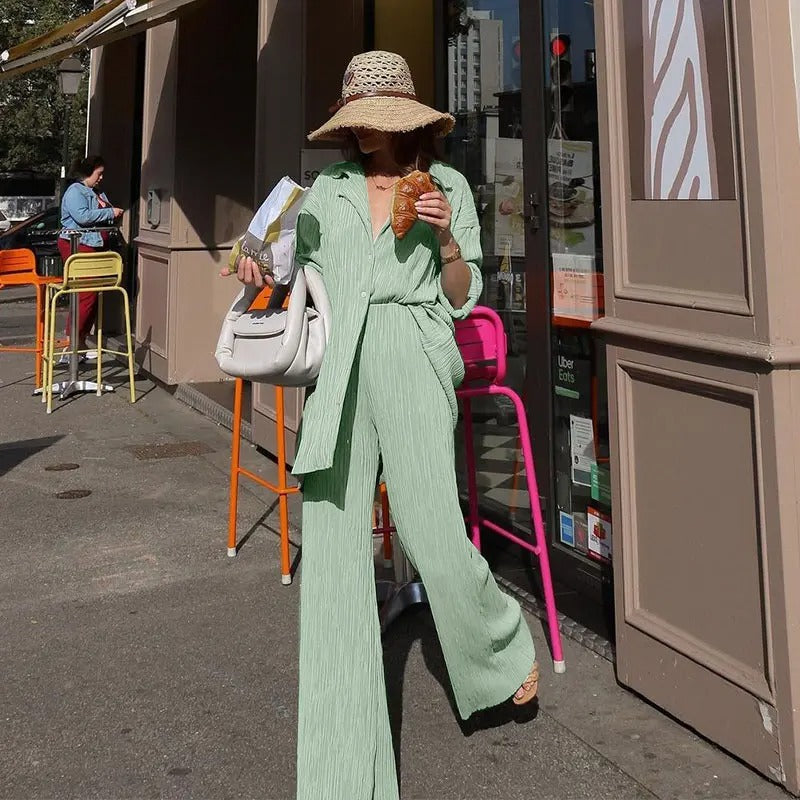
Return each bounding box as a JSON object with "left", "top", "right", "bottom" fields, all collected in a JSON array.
[
  {"left": 444, "top": 0, "right": 544, "bottom": 536},
  {"left": 539, "top": 0, "right": 613, "bottom": 628},
  {"left": 443, "top": 0, "right": 612, "bottom": 634}
]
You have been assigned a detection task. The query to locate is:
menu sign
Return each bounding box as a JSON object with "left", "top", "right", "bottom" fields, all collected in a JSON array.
[{"left": 547, "top": 139, "right": 595, "bottom": 258}]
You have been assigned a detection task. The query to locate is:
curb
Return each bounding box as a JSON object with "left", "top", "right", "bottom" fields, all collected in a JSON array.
[
  {"left": 174, "top": 382, "right": 254, "bottom": 444},
  {"left": 494, "top": 573, "right": 615, "bottom": 663}
]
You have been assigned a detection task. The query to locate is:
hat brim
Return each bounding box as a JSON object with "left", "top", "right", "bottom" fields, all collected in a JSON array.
[{"left": 307, "top": 96, "right": 455, "bottom": 142}]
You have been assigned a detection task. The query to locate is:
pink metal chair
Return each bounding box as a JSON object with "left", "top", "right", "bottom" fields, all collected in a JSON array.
[{"left": 455, "top": 306, "right": 566, "bottom": 673}]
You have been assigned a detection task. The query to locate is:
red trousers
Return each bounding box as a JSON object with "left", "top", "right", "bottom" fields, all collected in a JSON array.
[{"left": 58, "top": 238, "right": 100, "bottom": 340}]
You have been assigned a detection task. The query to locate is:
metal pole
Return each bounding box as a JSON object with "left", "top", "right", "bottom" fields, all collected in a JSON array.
[
  {"left": 68, "top": 232, "right": 80, "bottom": 386},
  {"left": 58, "top": 97, "right": 72, "bottom": 205}
]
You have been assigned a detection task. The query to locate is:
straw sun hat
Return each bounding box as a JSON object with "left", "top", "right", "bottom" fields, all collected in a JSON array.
[{"left": 307, "top": 50, "right": 455, "bottom": 141}]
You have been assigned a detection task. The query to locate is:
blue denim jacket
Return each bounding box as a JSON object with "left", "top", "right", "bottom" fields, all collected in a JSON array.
[{"left": 60, "top": 181, "right": 114, "bottom": 248}]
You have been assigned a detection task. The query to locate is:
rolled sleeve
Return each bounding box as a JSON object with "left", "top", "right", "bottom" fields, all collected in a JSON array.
[{"left": 437, "top": 173, "right": 483, "bottom": 320}]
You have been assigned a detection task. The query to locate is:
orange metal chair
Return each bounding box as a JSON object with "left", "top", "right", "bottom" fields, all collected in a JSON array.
[
  {"left": 226, "top": 285, "right": 394, "bottom": 583},
  {"left": 227, "top": 376, "right": 300, "bottom": 583},
  {"left": 0, "top": 248, "right": 61, "bottom": 389}
]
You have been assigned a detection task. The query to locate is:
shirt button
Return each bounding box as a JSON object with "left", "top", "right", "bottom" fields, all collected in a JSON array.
[{"left": 361, "top": 291, "right": 367, "bottom": 298}]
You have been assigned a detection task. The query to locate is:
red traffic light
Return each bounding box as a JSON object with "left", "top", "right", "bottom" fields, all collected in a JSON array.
[{"left": 550, "top": 34, "right": 570, "bottom": 58}]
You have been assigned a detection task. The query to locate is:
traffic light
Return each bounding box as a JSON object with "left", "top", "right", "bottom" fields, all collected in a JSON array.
[{"left": 549, "top": 31, "right": 573, "bottom": 138}]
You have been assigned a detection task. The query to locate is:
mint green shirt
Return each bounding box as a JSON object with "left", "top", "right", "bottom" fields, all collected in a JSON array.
[{"left": 292, "top": 160, "right": 483, "bottom": 476}]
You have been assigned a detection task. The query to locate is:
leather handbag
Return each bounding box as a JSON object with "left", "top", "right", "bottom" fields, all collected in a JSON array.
[{"left": 215, "top": 266, "right": 332, "bottom": 386}]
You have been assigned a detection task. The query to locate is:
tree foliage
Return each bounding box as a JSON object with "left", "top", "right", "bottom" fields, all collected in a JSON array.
[{"left": 0, "top": 0, "right": 94, "bottom": 177}]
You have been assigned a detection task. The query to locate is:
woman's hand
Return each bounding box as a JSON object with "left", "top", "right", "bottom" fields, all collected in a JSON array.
[
  {"left": 220, "top": 255, "right": 275, "bottom": 288},
  {"left": 415, "top": 191, "right": 453, "bottom": 244},
  {"left": 112, "top": 207, "right": 124, "bottom": 219}
]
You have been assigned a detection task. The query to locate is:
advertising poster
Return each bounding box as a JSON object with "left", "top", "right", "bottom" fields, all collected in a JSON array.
[
  {"left": 552, "top": 252, "right": 601, "bottom": 322},
  {"left": 559, "top": 511, "right": 575, "bottom": 548},
  {"left": 547, "top": 139, "right": 595, "bottom": 257},
  {"left": 494, "top": 138, "right": 525, "bottom": 257},
  {"left": 569, "top": 414, "right": 595, "bottom": 487},
  {"left": 588, "top": 506, "right": 613, "bottom": 562}
]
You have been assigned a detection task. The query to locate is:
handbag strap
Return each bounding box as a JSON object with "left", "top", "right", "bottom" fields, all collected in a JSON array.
[{"left": 304, "top": 267, "right": 332, "bottom": 344}]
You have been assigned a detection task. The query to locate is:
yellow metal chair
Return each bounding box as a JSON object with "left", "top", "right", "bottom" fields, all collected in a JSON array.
[{"left": 42, "top": 251, "right": 136, "bottom": 413}]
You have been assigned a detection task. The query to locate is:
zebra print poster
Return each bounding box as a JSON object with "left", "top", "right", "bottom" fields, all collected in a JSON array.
[{"left": 642, "top": 0, "right": 719, "bottom": 199}]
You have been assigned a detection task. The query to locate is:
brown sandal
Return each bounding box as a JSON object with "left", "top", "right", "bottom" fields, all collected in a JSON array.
[{"left": 512, "top": 662, "right": 540, "bottom": 706}]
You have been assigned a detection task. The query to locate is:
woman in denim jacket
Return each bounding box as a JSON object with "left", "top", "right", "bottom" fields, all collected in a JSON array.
[{"left": 58, "top": 155, "right": 123, "bottom": 358}]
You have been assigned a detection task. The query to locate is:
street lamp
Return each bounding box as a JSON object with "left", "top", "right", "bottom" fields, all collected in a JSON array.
[{"left": 56, "top": 57, "right": 83, "bottom": 202}]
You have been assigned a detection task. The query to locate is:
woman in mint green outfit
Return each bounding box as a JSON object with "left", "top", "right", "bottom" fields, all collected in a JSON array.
[{"left": 237, "top": 51, "right": 539, "bottom": 799}]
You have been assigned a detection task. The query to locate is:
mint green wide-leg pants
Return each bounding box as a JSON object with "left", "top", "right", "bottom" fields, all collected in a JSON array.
[{"left": 296, "top": 305, "right": 536, "bottom": 800}]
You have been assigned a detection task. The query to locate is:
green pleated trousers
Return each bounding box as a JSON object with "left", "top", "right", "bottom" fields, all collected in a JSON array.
[{"left": 296, "top": 305, "right": 536, "bottom": 800}]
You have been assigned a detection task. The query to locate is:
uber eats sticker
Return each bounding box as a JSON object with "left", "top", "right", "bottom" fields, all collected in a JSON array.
[{"left": 554, "top": 349, "right": 591, "bottom": 403}]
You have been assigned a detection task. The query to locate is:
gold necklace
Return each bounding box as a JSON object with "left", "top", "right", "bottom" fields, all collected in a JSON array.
[{"left": 368, "top": 175, "right": 400, "bottom": 191}]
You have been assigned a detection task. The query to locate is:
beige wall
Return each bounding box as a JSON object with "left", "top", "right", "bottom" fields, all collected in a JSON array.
[
  {"left": 139, "top": 22, "right": 178, "bottom": 242},
  {"left": 86, "top": 36, "right": 140, "bottom": 245},
  {"left": 596, "top": 0, "right": 800, "bottom": 790},
  {"left": 172, "top": 0, "right": 257, "bottom": 250},
  {"left": 304, "top": 0, "right": 365, "bottom": 144},
  {"left": 129, "top": 0, "right": 259, "bottom": 384}
]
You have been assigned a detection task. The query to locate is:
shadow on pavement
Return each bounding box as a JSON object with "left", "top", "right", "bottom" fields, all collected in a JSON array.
[
  {"left": 383, "top": 605, "right": 539, "bottom": 793},
  {"left": 0, "top": 435, "right": 65, "bottom": 478}
]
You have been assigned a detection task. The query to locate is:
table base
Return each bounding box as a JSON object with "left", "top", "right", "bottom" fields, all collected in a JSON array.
[
  {"left": 376, "top": 579, "right": 429, "bottom": 634},
  {"left": 40, "top": 380, "right": 115, "bottom": 409}
]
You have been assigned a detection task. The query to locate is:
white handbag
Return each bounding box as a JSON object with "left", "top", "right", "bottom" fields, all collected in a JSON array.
[{"left": 215, "top": 266, "right": 332, "bottom": 386}]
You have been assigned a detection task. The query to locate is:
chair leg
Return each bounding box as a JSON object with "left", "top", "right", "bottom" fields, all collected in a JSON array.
[
  {"left": 96, "top": 292, "right": 103, "bottom": 395},
  {"left": 461, "top": 397, "right": 482, "bottom": 550},
  {"left": 227, "top": 378, "right": 243, "bottom": 557},
  {"left": 46, "top": 290, "right": 60, "bottom": 414},
  {"left": 41, "top": 286, "right": 50, "bottom": 403},
  {"left": 34, "top": 284, "right": 43, "bottom": 390},
  {"left": 502, "top": 386, "right": 566, "bottom": 672},
  {"left": 120, "top": 288, "right": 136, "bottom": 403},
  {"left": 275, "top": 385, "right": 292, "bottom": 585}
]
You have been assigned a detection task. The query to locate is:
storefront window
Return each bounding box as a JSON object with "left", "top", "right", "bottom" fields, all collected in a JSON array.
[
  {"left": 444, "top": 0, "right": 531, "bottom": 525},
  {"left": 543, "top": 0, "right": 610, "bottom": 567}
]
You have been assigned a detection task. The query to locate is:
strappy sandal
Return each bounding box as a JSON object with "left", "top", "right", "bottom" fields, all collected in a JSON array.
[{"left": 512, "top": 662, "right": 540, "bottom": 706}]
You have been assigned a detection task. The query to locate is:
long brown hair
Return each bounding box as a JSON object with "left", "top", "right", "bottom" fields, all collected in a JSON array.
[{"left": 343, "top": 125, "right": 444, "bottom": 173}]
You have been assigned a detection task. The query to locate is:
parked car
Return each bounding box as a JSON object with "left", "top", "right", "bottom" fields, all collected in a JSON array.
[
  {"left": 0, "top": 206, "right": 62, "bottom": 271},
  {"left": 0, "top": 206, "right": 123, "bottom": 274},
  {"left": 0, "top": 209, "right": 11, "bottom": 233}
]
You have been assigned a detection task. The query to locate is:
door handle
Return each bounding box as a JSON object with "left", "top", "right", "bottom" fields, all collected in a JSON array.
[{"left": 524, "top": 192, "right": 541, "bottom": 232}]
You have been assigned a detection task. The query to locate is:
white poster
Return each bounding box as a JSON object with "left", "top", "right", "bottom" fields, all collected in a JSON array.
[
  {"left": 493, "top": 138, "right": 525, "bottom": 257},
  {"left": 569, "top": 414, "right": 595, "bottom": 487},
  {"left": 552, "top": 252, "right": 600, "bottom": 322},
  {"left": 299, "top": 149, "right": 341, "bottom": 187},
  {"left": 547, "top": 139, "right": 595, "bottom": 257}
]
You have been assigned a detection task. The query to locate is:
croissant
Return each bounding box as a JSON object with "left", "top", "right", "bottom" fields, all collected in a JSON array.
[{"left": 391, "top": 170, "right": 436, "bottom": 239}]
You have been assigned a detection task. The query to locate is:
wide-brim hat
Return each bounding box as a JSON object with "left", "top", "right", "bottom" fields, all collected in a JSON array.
[{"left": 307, "top": 50, "right": 455, "bottom": 142}]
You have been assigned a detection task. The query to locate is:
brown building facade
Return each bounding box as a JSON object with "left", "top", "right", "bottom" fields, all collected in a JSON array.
[{"left": 4, "top": 0, "right": 800, "bottom": 790}]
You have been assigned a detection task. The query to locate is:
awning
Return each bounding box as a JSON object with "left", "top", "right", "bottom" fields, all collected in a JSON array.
[{"left": 0, "top": 0, "right": 203, "bottom": 79}]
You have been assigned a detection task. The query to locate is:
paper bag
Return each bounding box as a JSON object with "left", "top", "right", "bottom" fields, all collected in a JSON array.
[{"left": 226, "top": 177, "right": 308, "bottom": 285}]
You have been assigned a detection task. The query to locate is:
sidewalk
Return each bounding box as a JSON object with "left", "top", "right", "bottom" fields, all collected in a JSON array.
[{"left": 0, "top": 300, "right": 789, "bottom": 800}]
